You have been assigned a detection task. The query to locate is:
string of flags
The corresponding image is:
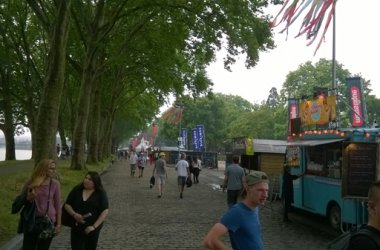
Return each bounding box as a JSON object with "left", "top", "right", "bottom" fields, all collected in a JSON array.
[
  {"left": 162, "top": 105, "right": 184, "bottom": 125},
  {"left": 270, "top": 0, "right": 336, "bottom": 55}
]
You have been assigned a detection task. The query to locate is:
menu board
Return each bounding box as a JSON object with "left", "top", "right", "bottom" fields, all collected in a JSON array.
[
  {"left": 342, "top": 142, "right": 379, "bottom": 198},
  {"left": 286, "top": 146, "right": 300, "bottom": 166}
]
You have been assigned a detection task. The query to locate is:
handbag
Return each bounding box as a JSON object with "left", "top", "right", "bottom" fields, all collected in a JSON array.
[
  {"left": 150, "top": 176, "right": 155, "bottom": 188},
  {"left": 34, "top": 180, "right": 55, "bottom": 239},
  {"left": 34, "top": 215, "right": 55, "bottom": 239},
  {"left": 186, "top": 177, "right": 192, "bottom": 188}
]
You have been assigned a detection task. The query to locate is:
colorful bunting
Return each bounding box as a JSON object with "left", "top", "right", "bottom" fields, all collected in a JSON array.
[
  {"left": 162, "top": 105, "right": 184, "bottom": 125},
  {"left": 271, "top": 0, "right": 336, "bottom": 55}
]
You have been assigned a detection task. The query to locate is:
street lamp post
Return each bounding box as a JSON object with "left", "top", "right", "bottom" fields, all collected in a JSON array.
[{"left": 176, "top": 104, "right": 184, "bottom": 161}]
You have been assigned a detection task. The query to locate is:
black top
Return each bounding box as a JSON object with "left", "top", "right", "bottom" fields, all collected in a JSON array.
[
  {"left": 282, "top": 171, "right": 299, "bottom": 201},
  {"left": 66, "top": 185, "right": 109, "bottom": 232},
  {"left": 348, "top": 225, "right": 380, "bottom": 250}
]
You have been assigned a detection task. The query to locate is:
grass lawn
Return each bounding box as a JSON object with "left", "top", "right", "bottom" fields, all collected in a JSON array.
[{"left": 0, "top": 158, "right": 110, "bottom": 247}]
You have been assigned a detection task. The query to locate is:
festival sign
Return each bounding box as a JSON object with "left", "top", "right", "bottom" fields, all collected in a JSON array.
[
  {"left": 288, "top": 99, "right": 299, "bottom": 132},
  {"left": 152, "top": 123, "right": 158, "bottom": 137},
  {"left": 196, "top": 124, "right": 205, "bottom": 151},
  {"left": 346, "top": 77, "right": 367, "bottom": 128},
  {"left": 181, "top": 128, "right": 187, "bottom": 149},
  {"left": 192, "top": 128, "right": 199, "bottom": 151},
  {"left": 232, "top": 137, "right": 254, "bottom": 155},
  {"left": 300, "top": 96, "right": 336, "bottom": 126},
  {"left": 245, "top": 137, "right": 254, "bottom": 156}
]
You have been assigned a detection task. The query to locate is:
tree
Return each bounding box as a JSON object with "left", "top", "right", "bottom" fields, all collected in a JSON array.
[
  {"left": 0, "top": 1, "right": 45, "bottom": 160},
  {"left": 366, "top": 95, "right": 380, "bottom": 127},
  {"left": 26, "top": 0, "right": 72, "bottom": 164},
  {"left": 266, "top": 87, "right": 279, "bottom": 108},
  {"left": 1, "top": 1, "right": 275, "bottom": 166},
  {"left": 156, "top": 94, "right": 258, "bottom": 152},
  {"left": 65, "top": 0, "right": 275, "bottom": 169}
]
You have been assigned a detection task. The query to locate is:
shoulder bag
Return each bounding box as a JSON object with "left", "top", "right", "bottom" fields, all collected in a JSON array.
[{"left": 34, "top": 179, "right": 55, "bottom": 239}]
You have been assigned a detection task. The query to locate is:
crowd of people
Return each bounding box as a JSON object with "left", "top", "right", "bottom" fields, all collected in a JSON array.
[{"left": 13, "top": 149, "right": 380, "bottom": 250}]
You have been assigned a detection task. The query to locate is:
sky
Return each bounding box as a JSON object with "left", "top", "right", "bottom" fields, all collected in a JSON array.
[{"left": 206, "top": 1, "right": 380, "bottom": 105}]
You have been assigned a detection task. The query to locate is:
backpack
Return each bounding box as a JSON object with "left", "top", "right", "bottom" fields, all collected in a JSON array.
[{"left": 327, "top": 226, "right": 380, "bottom": 250}]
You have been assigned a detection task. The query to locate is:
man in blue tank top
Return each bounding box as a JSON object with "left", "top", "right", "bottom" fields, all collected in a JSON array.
[{"left": 203, "top": 171, "right": 269, "bottom": 250}]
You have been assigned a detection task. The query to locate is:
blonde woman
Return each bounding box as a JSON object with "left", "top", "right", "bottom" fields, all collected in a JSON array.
[{"left": 20, "top": 159, "right": 61, "bottom": 250}]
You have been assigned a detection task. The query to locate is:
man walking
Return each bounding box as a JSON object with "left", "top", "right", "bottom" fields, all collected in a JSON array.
[
  {"left": 222, "top": 155, "right": 246, "bottom": 207},
  {"left": 129, "top": 151, "right": 138, "bottom": 177},
  {"left": 348, "top": 181, "right": 380, "bottom": 249},
  {"left": 203, "top": 171, "right": 269, "bottom": 250},
  {"left": 152, "top": 152, "right": 167, "bottom": 198},
  {"left": 175, "top": 153, "right": 190, "bottom": 199}
]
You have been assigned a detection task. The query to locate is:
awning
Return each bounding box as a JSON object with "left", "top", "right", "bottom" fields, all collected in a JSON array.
[{"left": 287, "top": 139, "right": 345, "bottom": 146}]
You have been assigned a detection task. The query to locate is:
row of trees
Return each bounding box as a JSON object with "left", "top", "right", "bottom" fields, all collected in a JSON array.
[
  {"left": 153, "top": 59, "right": 380, "bottom": 152},
  {"left": 0, "top": 0, "right": 275, "bottom": 168}
]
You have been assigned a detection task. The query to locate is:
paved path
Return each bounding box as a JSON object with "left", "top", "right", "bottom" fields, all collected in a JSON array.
[
  {"left": 46, "top": 159, "right": 334, "bottom": 250},
  {"left": 3, "top": 159, "right": 335, "bottom": 249}
]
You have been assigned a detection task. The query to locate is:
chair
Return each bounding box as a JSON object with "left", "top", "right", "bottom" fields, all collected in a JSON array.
[
  {"left": 269, "top": 175, "right": 281, "bottom": 202},
  {"left": 266, "top": 175, "right": 282, "bottom": 214}
]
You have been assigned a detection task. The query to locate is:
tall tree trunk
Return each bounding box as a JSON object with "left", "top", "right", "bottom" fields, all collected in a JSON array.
[
  {"left": 0, "top": 68, "right": 16, "bottom": 160},
  {"left": 33, "top": 0, "right": 71, "bottom": 164},
  {"left": 87, "top": 79, "right": 101, "bottom": 164},
  {"left": 70, "top": 51, "right": 96, "bottom": 169}
]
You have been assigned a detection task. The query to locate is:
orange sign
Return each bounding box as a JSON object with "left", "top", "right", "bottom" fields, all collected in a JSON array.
[{"left": 300, "top": 96, "right": 336, "bottom": 126}]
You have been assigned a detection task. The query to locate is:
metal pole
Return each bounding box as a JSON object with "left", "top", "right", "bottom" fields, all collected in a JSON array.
[
  {"left": 178, "top": 113, "right": 181, "bottom": 161},
  {"left": 332, "top": 5, "right": 336, "bottom": 90},
  {"left": 177, "top": 104, "right": 183, "bottom": 161},
  {"left": 332, "top": 3, "right": 340, "bottom": 129}
]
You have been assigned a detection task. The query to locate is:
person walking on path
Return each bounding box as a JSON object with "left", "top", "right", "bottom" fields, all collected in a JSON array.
[
  {"left": 175, "top": 153, "right": 190, "bottom": 199},
  {"left": 63, "top": 171, "right": 109, "bottom": 250},
  {"left": 348, "top": 180, "right": 380, "bottom": 249},
  {"left": 16, "top": 159, "right": 62, "bottom": 250},
  {"left": 203, "top": 171, "right": 269, "bottom": 250},
  {"left": 222, "top": 155, "right": 246, "bottom": 208},
  {"left": 129, "top": 151, "right": 138, "bottom": 177},
  {"left": 152, "top": 152, "right": 167, "bottom": 198},
  {"left": 137, "top": 152, "right": 145, "bottom": 178},
  {"left": 282, "top": 163, "right": 304, "bottom": 223},
  {"left": 192, "top": 156, "right": 202, "bottom": 184}
]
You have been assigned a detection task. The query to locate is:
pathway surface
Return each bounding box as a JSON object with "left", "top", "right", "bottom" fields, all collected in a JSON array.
[
  {"left": 3, "top": 159, "right": 334, "bottom": 249},
  {"left": 50, "top": 159, "right": 332, "bottom": 250}
]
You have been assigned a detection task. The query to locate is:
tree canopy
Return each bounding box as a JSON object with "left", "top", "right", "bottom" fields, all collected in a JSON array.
[{"left": 0, "top": 0, "right": 275, "bottom": 167}]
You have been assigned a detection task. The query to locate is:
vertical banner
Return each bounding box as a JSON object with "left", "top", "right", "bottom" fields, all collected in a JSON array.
[
  {"left": 197, "top": 124, "right": 205, "bottom": 151},
  {"left": 288, "top": 99, "right": 299, "bottom": 132},
  {"left": 192, "top": 128, "right": 199, "bottom": 151},
  {"left": 130, "top": 137, "right": 138, "bottom": 151},
  {"left": 245, "top": 137, "right": 254, "bottom": 155},
  {"left": 181, "top": 128, "right": 187, "bottom": 149},
  {"left": 152, "top": 123, "right": 158, "bottom": 137},
  {"left": 346, "top": 77, "right": 367, "bottom": 127}
]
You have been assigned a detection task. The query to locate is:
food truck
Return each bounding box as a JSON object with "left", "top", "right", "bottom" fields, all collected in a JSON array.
[{"left": 285, "top": 78, "right": 380, "bottom": 231}]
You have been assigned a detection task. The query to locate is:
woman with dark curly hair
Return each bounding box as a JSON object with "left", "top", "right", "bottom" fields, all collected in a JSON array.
[{"left": 63, "top": 171, "right": 109, "bottom": 250}]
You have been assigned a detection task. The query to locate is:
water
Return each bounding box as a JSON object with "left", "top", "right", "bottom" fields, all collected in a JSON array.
[{"left": 0, "top": 146, "right": 32, "bottom": 161}]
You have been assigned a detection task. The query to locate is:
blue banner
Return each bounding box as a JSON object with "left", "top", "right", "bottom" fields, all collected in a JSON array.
[
  {"left": 197, "top": 124, "right": 205, "bottom": 151},
  {"left": 181, "top": 128, "right": 187, "bottom": 149},
  {"left": 192, "top": 128, "right": 199, "bottom": 150}
]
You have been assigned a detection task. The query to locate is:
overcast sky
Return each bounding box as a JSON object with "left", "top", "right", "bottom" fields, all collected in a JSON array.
[{"left": 206, "top": 1, "right": 380, "bottom": 104}]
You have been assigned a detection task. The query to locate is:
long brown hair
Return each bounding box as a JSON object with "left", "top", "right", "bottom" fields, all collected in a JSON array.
[{"left": 29, "top": 159, "right": 55, "bottom": 194}]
